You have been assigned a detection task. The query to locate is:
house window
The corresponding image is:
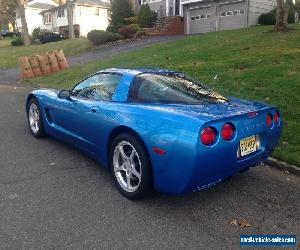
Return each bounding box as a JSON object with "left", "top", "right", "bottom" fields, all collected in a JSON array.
[
  {"left": 57, "top": 8, "right": 65, "bottom": 18},
  {"left": 196, "top": 15, "right": 200, "bottom": 20},
  {"left": 240, "top": 9, "right": 245, "bottom": 15},
  {"left": 206, "top": 14, "right": 211, "bottom": 18},
  {"left": 220, "top": 11, "right": 226, "bottom": 17},
  {"left": 95, "top": 8, "right": 100, "bottom": 15},
  {"left": 43, "top": 13, "right": 52, "bottom": 24},
  {"left": 227, "top": 11, "right": 233, "bottom": 16},
  {"left": 233, "top": 10, "right": 239, "bottom": 15},
  {"left": 191, "top": 16, "right": 195, "bottom": 20},
  {"left": 200, "top": 14, "right": 206, "bottom": 19}
]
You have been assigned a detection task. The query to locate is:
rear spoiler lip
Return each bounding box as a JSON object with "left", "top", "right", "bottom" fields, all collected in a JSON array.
[{"left": 200, "top": 105, "right": 279, "bottom": 124}]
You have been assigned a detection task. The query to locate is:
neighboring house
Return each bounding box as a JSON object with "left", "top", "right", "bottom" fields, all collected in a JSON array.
[
  {"left": 40, "top": 0, "right": 110, "bottom": 37},
  {"left": 141, "top": 0, "right": 296, "bottom": 34},
  {"left": 16, "top": 0, "right": 58, "bottom": 34},
  {"left": 139, "top": 0, "right": 180, "bottom": 18}
]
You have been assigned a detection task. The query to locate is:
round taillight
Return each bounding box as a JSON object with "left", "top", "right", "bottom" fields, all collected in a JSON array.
[
  {"left": 200, "top": 127, "right": 216, "bottom": 145},
  {"left": 274, "top": 111, "right": 280, "bottom": 123},
  {"left": 221, "top": 123, "right": 234, "bottom": 140},
  {"left": 266, "top": 113, "right": 273, "bottom": 127}
]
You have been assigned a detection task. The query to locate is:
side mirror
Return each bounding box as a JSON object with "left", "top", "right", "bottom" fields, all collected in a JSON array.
[{"left": 58, "top": 89, "right": 71, "bottom": 99}]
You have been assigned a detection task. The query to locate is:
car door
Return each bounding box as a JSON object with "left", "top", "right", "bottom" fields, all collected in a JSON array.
[{"left": 50, "top": 72, "right": 122, "bottom": 154}]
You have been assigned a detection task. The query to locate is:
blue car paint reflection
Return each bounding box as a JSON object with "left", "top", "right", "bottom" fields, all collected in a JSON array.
[{"left": 26, "top": 68, "right": 282, "bottom": 194}]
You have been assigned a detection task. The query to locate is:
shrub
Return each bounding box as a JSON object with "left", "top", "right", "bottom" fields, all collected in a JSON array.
[
  {"left": 87, "top": 30, "right": 120, "bottom": 45},
  {"left": 128, "top": 24, "right": 141, "bottom": 32},
  {"left": 258, "top": 12, "right": 276, "bottom": 25},
  {"left": 135, "top": 30, "right": 148, "bottom": 38},
  {"left": 106, "top": 25, "right": 118, "bottom": 33},
  {"left": 31, "top": 28, "right": 64, "bottom": 44},
  {"left": 39, "top": 32, "right": 63, "bottom": 44},
  {"left": 138, "top": 4, "right": 152, "bottom": 28},
  {"left": 138, "top": 4, "right": 157, "bottom": 28},
  {"left": 11, "top": 37, "right": 24, "bottom": 46},
  {"left": 31, "top": 27, "right": 42, "bottom": 43},
  {"left": 258, "top": 7, "right": 296, "bottom": 25},
  {"left": 124, "top": 16, "right": 138, "bottom": 24},
  {"left": 117, "top": 25, "right": 135, "bottom": 39},
  {"left": 108, "top": 0, "right": 132, "bottom": 32}
]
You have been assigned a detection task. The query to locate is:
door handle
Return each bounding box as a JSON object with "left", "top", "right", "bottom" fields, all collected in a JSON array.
[{"left": 90, "top": 107, "right": 100, "bottom": 113}]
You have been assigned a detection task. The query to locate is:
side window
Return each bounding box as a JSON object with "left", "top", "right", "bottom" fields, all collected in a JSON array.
[
  {"left": 128, "top": 75, "right": 173, "bottom": 102},
  {"left": 72, "top": 73, "right": 121, "bottom": 101}
]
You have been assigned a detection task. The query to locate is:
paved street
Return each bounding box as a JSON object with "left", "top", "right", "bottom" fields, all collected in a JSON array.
[{"left": 0, "top": 83, "right": 299, "bottom": 249}]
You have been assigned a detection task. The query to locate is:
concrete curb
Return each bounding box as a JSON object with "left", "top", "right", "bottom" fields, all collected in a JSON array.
[{"left": 265, "top": 157, "right": 300, "bottom": 176}]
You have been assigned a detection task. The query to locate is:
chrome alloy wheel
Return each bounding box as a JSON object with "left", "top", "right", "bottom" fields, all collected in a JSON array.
[
  {"left": 28, "top": 102, "right": 40, "bottom": 134},
  {"left": 113, "top": 141, "right": 142, "bottom": 193}
]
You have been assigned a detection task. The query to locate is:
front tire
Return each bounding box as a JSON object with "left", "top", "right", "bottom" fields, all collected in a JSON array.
[
  {"left": 109, "top": 133, "right": 153, "bottom": 200},
  {"left": 27, "top": 98, "right": 46, "bottom": 138}
]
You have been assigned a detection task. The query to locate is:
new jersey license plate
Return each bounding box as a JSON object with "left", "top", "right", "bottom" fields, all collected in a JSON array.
[{"left": 240, "top": 135, "right": 257, "bottom": 157}]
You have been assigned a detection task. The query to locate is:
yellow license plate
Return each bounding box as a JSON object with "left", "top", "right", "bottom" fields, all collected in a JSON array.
[{"left": 240, "top": 135, "right": 257, "bottom": 157}]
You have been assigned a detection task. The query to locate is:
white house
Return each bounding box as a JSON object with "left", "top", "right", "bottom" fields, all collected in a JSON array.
[
  {"left": 16, "top": 0, "right": 58, "bottom": 34},
  {"left": 16, "top": 0, "right": 110, "bottom": 37},
  {"left": 40, "top": 0, "right": 110, "bottom": 37}
]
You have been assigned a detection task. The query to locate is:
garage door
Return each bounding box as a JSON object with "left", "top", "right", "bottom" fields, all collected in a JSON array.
[
  {"left": 219, "top": 1, "right": 247, "bottom": 31},
  {"left": 188, "top": 4, "right": 216, "bottom": 34}
]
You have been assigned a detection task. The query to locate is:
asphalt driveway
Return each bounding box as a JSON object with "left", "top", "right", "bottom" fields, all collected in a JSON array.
[{"left": 0, "top": 83, "right": 299, "bottom": 249}]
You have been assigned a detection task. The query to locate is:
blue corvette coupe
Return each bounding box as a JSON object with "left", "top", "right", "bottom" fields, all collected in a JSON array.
[{"left": 26, "top": 68, "right": 282, "bottom": 199}]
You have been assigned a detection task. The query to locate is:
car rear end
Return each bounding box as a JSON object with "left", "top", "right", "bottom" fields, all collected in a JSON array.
[{"left": 185, "top": 105, "right": 282, "bottom": 192}]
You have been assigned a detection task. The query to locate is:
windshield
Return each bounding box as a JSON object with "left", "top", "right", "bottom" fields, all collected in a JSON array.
[{"left": 128, "top": 73, "right": 228, "bottom": 104}]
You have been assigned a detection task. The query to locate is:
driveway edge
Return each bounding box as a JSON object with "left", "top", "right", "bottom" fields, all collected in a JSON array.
[{"left": 265, "top": 157, "right": 300, "bottom": 175}]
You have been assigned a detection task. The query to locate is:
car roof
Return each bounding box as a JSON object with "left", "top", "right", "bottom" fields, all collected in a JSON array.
[{"left": 100, "top": 68, "right": 182, "bottom": 77}]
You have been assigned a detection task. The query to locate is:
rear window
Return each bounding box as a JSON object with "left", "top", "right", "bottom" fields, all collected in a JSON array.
[{"left": 128, "top": 73, "right": 228, "bottom": 104}]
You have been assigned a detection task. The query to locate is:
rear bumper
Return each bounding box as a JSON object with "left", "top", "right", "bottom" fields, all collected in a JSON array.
[{"left": 152, "top": 123, "right": 282, "bottom": 194}]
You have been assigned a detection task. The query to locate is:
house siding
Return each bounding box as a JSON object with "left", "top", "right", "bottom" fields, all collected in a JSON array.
[
  {"left": 75, "top": 5, "right": 109, "bottom": 36},
  {"left": 16, "top": 8, "right": 45, "bottom": 34},
  {"left": 41, "top": 5, "right": 109, "bottom": 36},
  {"left": 248, "top": 0, "right": 276, "bottom": 26},
  {"left": 41, "top": 6, "right": 76, "bottom": 32}
]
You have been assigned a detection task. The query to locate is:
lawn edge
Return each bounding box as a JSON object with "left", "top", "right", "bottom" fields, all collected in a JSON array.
[{"left": 265, "top": 157, "right": 300, "bottom": 176}]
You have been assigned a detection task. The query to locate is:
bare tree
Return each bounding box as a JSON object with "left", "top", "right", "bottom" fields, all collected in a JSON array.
[
  {"left": 17, "top": 0, "right": 30, "bottom": 45},
  {"left": 274, "top": 0, "right": 293, "bottom": 32},
  {"left": 66, "top": 0, "right": 75, "bottom": 39}
]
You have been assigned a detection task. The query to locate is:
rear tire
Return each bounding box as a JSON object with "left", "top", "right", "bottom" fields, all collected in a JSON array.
[
  {"left": 27, "top": 98, "right": 46, "bottom": 138},
  {"left": 109, "top": 133, "right": 153, "bottom": 200}
]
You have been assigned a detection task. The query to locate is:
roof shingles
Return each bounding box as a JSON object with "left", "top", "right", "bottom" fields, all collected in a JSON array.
[{"left": 27, "top": 2, "right": 56, "bottom": 9}]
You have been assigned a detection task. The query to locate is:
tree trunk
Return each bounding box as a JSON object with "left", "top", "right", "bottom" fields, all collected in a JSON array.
[
  {"left": 18, "top": 0, "right": 30, "bottom": 45},
  {"left": 67, "top": 0, "right": 75, "bottom": 39},
  {"left": 274, "top": 0, "right": 293, "bottom": 32}
]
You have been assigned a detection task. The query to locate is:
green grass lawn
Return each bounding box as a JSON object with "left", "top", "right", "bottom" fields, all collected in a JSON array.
[
  {"left": 26, "top": 24, "right": 300, "bottom": 166},
  {"left": 0, "top": 37, "right": 14, "bottom": 48},
  {"left": 0, "top": 37, "right": 91, "bottom": 68}
]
